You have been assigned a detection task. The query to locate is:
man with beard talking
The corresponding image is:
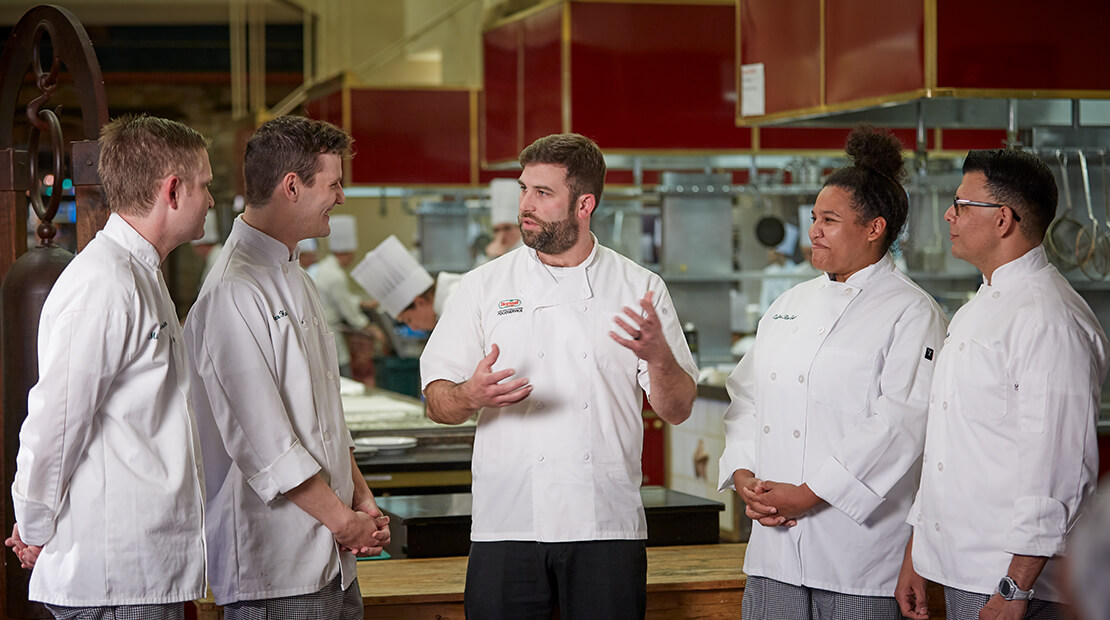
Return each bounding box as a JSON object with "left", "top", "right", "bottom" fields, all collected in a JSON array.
[{"left": 420, "top": 133, "right": 698, "bottom": 620}]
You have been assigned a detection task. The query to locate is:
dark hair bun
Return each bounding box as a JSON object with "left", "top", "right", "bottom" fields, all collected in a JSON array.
[{"left": 844, "top": 124, "right": 907, "bottom": 184}]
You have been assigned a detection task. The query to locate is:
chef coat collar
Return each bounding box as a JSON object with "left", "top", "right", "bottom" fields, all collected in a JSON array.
[
  {"left": 983, "top": 244, "right": 1048, "bottom": 289},
  {"left": 524, "top": 232, "right": 600, "bottom": 275},
  {"left": 232, "top": 214, "right": 301, "bottom": 266},
  {"left": 102, "top": 212, "right": 162, "bottom": 271},
  {"left": 829, "top": 253, "right": 895, "bottom": 289}
]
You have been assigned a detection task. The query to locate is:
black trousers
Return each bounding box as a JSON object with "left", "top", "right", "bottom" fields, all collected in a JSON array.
[{"left": 464, "top": 540, "right": 647, "bottom": 620}]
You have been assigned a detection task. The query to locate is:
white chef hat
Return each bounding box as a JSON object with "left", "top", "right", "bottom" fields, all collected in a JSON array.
[
  {"left": 192, "top": 210, "right": 220, "bottom": 245},
  {"left": 489, "top": 178, "right": 520, "bottom": 227},
  {"left": 328, "top": 214, "right": 358, "bottom": 252},
  {"left": 351, "top": 235, "right": 435, "bottom": 318},
  {"left": 297, "top": 238, "right": 318, "bottom": 253}
]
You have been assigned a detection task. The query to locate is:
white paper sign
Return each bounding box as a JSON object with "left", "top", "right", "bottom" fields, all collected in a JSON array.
[{"left": 740, "top": 63, "right": 766, "bottom": 117}]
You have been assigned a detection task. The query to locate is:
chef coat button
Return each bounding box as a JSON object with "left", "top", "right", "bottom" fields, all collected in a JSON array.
[
  {"left": 817, "top": 327, "right": 825, "bottom": 334},
  {"left": 992, "top": 291, "right": 1001, "bottom": 299},
  {"left": 763, "top": 425, "right": 771, "bottom": 434},
  {"left": 581, "top": 402, "right": 589, "bottom": 409},
  {"left": 581, "top": 352, "right": 587, "bottom": 359},
  {"left": 793, "top": 430, "right": 801, "bottom": 439},
  {"left": 942, "top": 401, "right": 948, "bottom": 410},
  {"left": 323, "top": 431, "right": 331, "bottom": 441},
  {"left": 583, "top": 453, "right": 590, "bottom": 461},
  {"left": 944, "top": 336, "right": 951, "bottom": 344},
  {"left": 791, "top": 326, "right": 798, "bottom": 333},
  {"left": 797, "top": 375, "right": 805, "bottom": 383},
  {"left": 282, "top": 266, "right": 288, "bottom": 274},
  {"left": 929, "top": 394, "right": 935, "bottom": 403},
  {"left": 937, "top": 462, "right": 944, "bottom": 471},
  {"left": 537, "top": 401, "right": 545, "bottom": 409},
  {"left": 661, "top": 308, "right": 669, "bottom": 315},
  {"left": 917, "top": 513, "right": 924, "bottom": 523},
  {"left": 770, "top": 372, "right": 777, "bottom": 380},
  {"left": 844, "top": 289, "right": 852, "bottom": 296},
  {"left": 959, "top": 342, "right": 966, "bottom": 351},
  {"left": 538, "top": 351, "right": 544, "bottom": 358},
  {"left": 934, "top": 522, "right": 941, "bottom": 532},
  {"left": 327, "top": 371, "right": 334, "bottom": 380},
  {"left": 537, "top": 454, "right": 544, "bottom": 462}
]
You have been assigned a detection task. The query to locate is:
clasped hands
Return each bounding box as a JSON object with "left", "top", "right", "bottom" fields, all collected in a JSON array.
[
  {"left": 5, "top": 524, "right": 41, "bottom": 570},
  {"left": 335, "top": 498, "right": 391, "bottom": 558},
  {"left": 733, "top": 470, "right": 822, "bottom": 527}
]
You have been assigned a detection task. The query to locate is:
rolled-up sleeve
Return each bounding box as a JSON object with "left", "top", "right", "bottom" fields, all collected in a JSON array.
[
  {"left": 718, "top": 349, "right": 758, "bottom": 492},
  {"left": 806, "top": 301, "right": 946, "bottom": 524},
  {"left": 187, "top": 282, "right": 321, "bottom": 504},
  {"left": 12, "top": 305, "right": 129, "bottom": 546},
  {"left": 1005, "top": 325, "right": 1105, "bottom": 557}
]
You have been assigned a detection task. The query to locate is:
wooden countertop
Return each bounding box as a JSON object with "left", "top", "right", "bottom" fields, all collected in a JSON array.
[{"left": 356, "top": 543, "right": 745, "bottom": 606}]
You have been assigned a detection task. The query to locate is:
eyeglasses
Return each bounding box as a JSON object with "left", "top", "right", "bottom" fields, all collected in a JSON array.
[{"left": 951, "top": 197, "right": 1021, "bottom": 222}]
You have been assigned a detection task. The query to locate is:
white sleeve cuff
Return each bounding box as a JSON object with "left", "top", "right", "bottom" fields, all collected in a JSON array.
[
  {"left": 1005, "top": 496, "right": 1068, "bottom": 557},
  {"left": 717, "top": 442, "right": 755, "bottom": 493},
  {"left": 10, "top": 489, "right": 55, "bottom": 547},
  {"left": 805, "top": 455, "right": 883, "bottom": 525},
  {"left": 246, "top": 440, "right": 322, "bottom": 504}
]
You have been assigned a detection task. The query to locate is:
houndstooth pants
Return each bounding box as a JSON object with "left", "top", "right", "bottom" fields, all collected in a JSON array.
[
  {"left": 223, "top": 575, "right": 363, "bottom": 620},
  {"left": 943, "top": 586, "right": 1072, "bottom": 620},
  {"left": 741, "top": 575, "right": 903, "bottom": 620},
  {"left": 45, "top": 603, "right": 183, "bottom": 620}
]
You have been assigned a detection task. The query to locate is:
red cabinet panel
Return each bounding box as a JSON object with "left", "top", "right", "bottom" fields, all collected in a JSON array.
[
  {"left": 483, "top": 22, "right": 521, "bottom": 164},
  {"left": 570, "top": 2, "right": 751, "bottom": 150},
  {"left": 345, "top": 89, "right": 474, "bottom": 185},
  {"left": 738, "top": 0, "right": 821, "bottom": 116},
  {"left": 304, "top": 91, "right": 343, "bottom": 128},
  {"left": 825, "top": 0, "right": 924, "bottom": 104},
  {"left": 521, "top": 4, "right": 564, "bottom": 146},
  {"left": 936, "top": 0, "right": 1110, "bottom": 91},
  {"left": 939, "top": 129, "right": 1008, "bottom": 152}
]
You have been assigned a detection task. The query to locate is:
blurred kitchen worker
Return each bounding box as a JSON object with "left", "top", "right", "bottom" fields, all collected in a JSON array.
[
  {"left": 480, "top": 177, "right": 523, "bottom": 264},
  {"left": 420, "top": 133, "right": 698, "bottom": 620},
  {"left": 298, "top": 237, "right": 319, "bottom": 274},
  {"left": 351, "top": 234, "right": 461, "bottom": 332},
  {"left": 192, "top": 207, "right": 223, "bottom": 283},
  {"left": 757, "top": 221, "right": 801, "bottom": 314},
  {"left": 5, "top": 115, "right": 211, "bottom": 619},
  {"left": 719, "top": 125, "right": 947, "bottom": 620},
  {"left": 896, "top": 148, "right": 1109, "bottom": 620},
  {"left": 313, "top": 214, "right": 374, "bottom": 377},
  {"left": 184, "top": 115, "right": 389, "bottom": 619}
]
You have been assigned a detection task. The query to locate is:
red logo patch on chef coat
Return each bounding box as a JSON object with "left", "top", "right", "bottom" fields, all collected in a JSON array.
[{"left": 497, "top": 298, "right": 523, "bottom": 316}]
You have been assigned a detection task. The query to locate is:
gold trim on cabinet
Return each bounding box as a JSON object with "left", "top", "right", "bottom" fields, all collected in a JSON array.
[
  {"left": 562, "top": 1, "right": 573, "bottom": 133},
  {"left": 469, "top": 90, "right": 480, "bottom": 185},
  {"left": 923, "top": 0, "right": 937, "bottom": 90}
]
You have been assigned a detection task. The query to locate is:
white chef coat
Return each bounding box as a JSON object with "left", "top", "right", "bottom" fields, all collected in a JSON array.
[
  {"left": 311, "top": 253, "right": 370, "bottom": 368},
  {"left": 718, "top": 255, "right": 947, "bottom": 597},
  {"left": 185, "top": 216, "right": 357, "bottom": 605},
  {"left": 421, "top": 237, "right": 698, "bottom": 542},
  {"left": 909, "top": 246, "right": 1109, "bottom": 602},
  {"left": 432, "top": 270, "right": 463, "bottom": 318},
  {"left": 12, "top": 213, "right": 206, "bottom": 606}
]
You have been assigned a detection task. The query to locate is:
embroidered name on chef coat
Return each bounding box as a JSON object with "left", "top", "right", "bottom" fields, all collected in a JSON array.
[
  {"left": 772, "top": 313, "right": 797, "bottom": 320},
  {"left": 148, "top": 321, "right": 169, "bottom": 340},
  {"left": 497, "top": 298, "right": 523, "bottom": 316}
]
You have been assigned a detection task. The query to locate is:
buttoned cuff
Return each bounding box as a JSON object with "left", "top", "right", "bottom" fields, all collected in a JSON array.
[
  {"left": 717, "top": 444, "right": 755, "bottom": 493},
  {"left": 10, "top": 490, "right": 55, "bottom": 547},
  {"left": 1005, "top": 496, "right": 1068, "bottom": 557},
  {"left": 805, "top": 455, "right": 883, "bottom": 525},
  {"left": 246, "top": 440, "right": 322, "bottom": 504}
]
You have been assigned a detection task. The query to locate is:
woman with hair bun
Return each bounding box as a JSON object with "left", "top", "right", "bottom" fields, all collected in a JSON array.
[{"left": 718, "top": 125, "right": 948, "bottom": 619}]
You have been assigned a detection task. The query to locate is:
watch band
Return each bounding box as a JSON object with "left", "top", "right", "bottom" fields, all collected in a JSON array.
[{"left": 998, "top": 575, "right": 1034, "bottom": 601}]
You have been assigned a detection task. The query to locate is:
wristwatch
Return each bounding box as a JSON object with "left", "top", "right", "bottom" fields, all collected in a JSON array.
[{"left": 998, "top": 576, "right": 1034, "bottom": 601}]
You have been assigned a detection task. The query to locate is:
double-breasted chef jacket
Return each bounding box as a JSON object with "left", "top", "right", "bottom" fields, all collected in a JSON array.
[
  {"left": 185, "top": 216, "right": 357, "bottom": 605},
  {"left": 909, "top": 246, "right": 1110, "bottom": 602},
  {"left": 12, "top": 213, "right": 206, "bottom": 606},
  {"left": 421, "top": 237, "right": 698, "bottom": 542},
  {"left": 719, "top": 255, "right": 947, "bottom": 597}
]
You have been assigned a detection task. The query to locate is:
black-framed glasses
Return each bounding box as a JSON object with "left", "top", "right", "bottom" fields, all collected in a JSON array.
[{"left": 951, "top": 197, "right": 1021, "bottom": 222}]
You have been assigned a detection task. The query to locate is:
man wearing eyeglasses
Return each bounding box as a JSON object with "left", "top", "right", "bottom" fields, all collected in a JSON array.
[{"left": 895, "top": 148, "right": 1109, "bottom": 620}]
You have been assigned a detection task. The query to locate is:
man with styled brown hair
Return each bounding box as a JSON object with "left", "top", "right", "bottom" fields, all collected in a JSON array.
[
  {"left": 185, "top": 115, "right": 388, "bottom": 619},
  {"left": 421, "top": 133, "right": 698, "bottom": 619},
  {"left": 7, "top": 114, "right": 212, "bottom": 619}
]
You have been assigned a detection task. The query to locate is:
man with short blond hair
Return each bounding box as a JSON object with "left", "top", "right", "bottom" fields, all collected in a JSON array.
[{"left": 8, "top": 114, "right": 212, "bottom": 619}]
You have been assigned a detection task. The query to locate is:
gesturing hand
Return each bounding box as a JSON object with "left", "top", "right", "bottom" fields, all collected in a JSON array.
[
  {"left": 610, "top": 291, "right": 671, "bottom": 364},
  {"left": 461, "top": 343, "right": 532, "bottom": 409}
]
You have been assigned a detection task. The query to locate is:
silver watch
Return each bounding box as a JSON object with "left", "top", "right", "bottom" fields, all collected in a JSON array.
[{"left": 998, "top": 576, "right": 1034, "bottom": 601}]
